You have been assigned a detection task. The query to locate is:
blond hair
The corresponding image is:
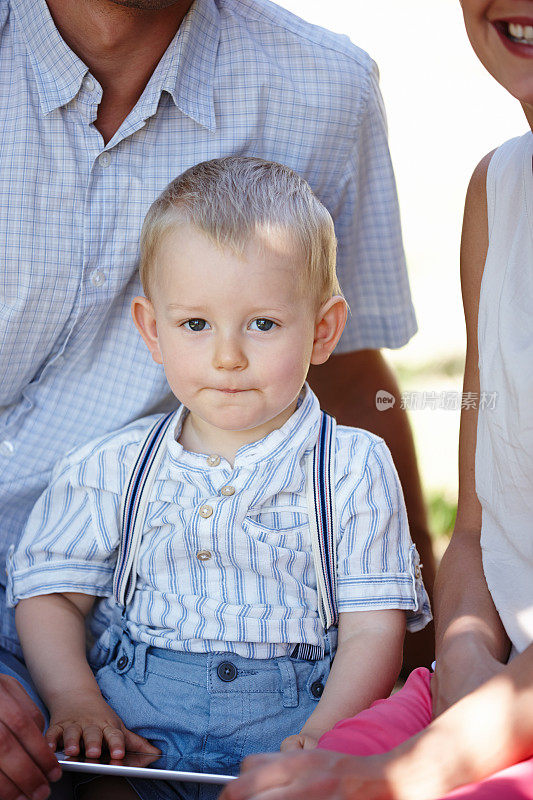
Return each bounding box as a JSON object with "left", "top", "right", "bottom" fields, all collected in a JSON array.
[{"left": 139, "top": 156, "right": 341, "bottom": 303}]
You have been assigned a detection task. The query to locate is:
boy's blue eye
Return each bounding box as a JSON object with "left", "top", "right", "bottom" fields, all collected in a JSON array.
[
  {"left": 184, "top": 319, "right": 210, "bottom": 332},
  {"left": 250, "top": 318, "right": 276, "bottom": 332}
]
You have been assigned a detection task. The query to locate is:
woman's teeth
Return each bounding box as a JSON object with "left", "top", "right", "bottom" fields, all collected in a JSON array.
[{"left": 507, "top": 22, "right": 533, "bottom": 43}]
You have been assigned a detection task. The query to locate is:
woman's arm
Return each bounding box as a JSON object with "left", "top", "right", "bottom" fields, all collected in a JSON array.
[
  {"left": 15, "top": 594, "right": 159, "bottom": 759},
  {"left": 281, "top": 609, "right": 405, "bottom": 750},
  {"left": 432, "top": 150, "right": 510, "bottom": 716},
  {"left": 221, "top": 640, "right": 533, "bottom": 800}
]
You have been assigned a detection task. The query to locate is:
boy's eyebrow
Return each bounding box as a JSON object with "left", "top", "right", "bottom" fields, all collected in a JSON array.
[
  {"left": 166, "top": 303, "right": 208, "bottom": 313},
  {"left": 165, "top": 302, "right": 295, "bottom": 314}
]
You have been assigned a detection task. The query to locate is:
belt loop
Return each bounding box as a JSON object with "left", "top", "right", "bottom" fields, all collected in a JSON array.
[
  {"left": 325, "top": 629, "right": 338, "bottom": 661},
  {"left": 132, "top": 641, "right": 149, "bottom": 683},
  {"left": 115, "top": 632, "right": 135, "bottom": 675},
  {"left": 277, "top": 659, "right": 298, "bottom": 708}
]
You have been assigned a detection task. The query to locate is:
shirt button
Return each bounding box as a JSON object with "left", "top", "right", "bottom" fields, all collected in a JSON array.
[
  {"left": 196, "top": 550, "right": 212, "bottom": 562},
  {"left": 0, "top": 440, "right": 14, "bottom": 457},
  {"left": 220, "top": 485, "right": 235, "bottom": 496},
  {"left": 206, "top": 455, "right": 220, "bottom": 467},
  {"left": 98, "top": 152, "right": 111, "bottom": 168},
  {"left": 83, "top": 76, "right": 95, "bottom": 91},
  {"left": 414, "top": 566, "right": 422, "bottom": 579},
  {"left": 199, "top": 505, "right": 213, "bottom": 519},
  {"left": 90, "top": 269, "right": 106, "bottom": 287}
]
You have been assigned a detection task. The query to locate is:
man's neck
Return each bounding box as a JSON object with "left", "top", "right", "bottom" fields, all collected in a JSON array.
[{"left": 46, "top": 0, "right": 194, "bottom": 143}]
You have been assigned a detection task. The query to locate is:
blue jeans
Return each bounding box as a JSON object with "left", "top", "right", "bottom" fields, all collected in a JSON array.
[{"left": 94, "top": 633, "right": 334, "bottom": 800}]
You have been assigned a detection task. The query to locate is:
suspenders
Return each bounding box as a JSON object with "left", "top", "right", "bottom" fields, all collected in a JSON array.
[
  {"left": 112, "top": 410, "right": 339, "bottom": 645},
  {"left": 113, "top": 411, "right": 175, "bottom": 607}
]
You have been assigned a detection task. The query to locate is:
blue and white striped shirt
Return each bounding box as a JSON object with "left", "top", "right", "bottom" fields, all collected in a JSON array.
[
  {"left": 0, "top": 0, "right": 415, "bottom": 653},
  {"left": 8, "top": 387, "right": 431, "bottom": 659}
]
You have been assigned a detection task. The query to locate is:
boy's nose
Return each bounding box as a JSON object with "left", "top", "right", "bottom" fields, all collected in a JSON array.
[{"left": 212, "top": 336, "right": 248, "bottom": 370}]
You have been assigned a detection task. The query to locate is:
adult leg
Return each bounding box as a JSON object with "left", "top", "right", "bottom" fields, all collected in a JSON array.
[
  {"left": 318, "top": 669, "right": 533, "bottom": 799},
  {"left": 317, "top": 667, "right": 433, "bottom": 755}
]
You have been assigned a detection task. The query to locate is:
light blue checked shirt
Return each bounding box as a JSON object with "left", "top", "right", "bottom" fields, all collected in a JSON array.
[
  {"left": 0, "top": 0, "right": 416, "bottom": 654},
  {"left": 8, "top": 387, "right": 431, "bottom": 659}
]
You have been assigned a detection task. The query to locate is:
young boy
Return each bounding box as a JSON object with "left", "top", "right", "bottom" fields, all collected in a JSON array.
[{"left": 7, "top": 157, "right": 430, "bottom": 800}]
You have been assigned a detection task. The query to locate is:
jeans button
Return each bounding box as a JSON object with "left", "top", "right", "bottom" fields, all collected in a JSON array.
[
  {"left": 217, "top": 661, "right": 237, "bottom": 682},
  {"left": 310, "top": 680, "right": 324, "bottom": 698},
  {"left": 117, "top": 655, "right": 129, "bottom": 670}
]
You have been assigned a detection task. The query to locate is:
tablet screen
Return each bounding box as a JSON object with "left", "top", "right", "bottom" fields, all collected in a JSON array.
[{"left": 55, "top": 751, "right": 236, "bottom": 784}]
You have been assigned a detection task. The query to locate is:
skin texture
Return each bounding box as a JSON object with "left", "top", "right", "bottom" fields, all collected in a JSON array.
[{"left": 132, "top": 224, "right": 348, "bottom": 462}]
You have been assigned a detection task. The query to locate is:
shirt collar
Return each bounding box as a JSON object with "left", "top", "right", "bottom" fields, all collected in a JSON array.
[
  {"left": 11, "top": 0, "right": 87, "bottom": 115},
  {"left": 12, "top": 0, "right": 219, "bottom": 131},
  {"left": 166, "top": 383, "right": 322, "bottom": 469},
  {"left": 134, "top": 0, "right": 219, "bottom": 131}
]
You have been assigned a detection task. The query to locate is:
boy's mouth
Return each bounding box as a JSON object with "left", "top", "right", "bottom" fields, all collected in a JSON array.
[{"left": 495, "top": 19, "right": 533, "bottom": 45}]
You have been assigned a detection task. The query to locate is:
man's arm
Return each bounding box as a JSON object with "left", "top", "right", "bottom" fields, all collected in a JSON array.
[
  {"left": 308, "top": 349, "right": 436, "bottom": 669},
  {"left": 432, "top": 151, "right": 510, "bottom": 715}
]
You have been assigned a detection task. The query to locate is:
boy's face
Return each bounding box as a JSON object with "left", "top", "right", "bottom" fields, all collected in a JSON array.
[
  {"left": 461, "top": 1, "right": 533, "bottom": 121},
  {"left": 135, "top": 225, "right": 336, "bottom": 438}
]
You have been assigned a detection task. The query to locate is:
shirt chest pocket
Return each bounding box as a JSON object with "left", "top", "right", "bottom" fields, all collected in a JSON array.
[{"left": 241, "top": 509, "right": 310, "bottom": 551}]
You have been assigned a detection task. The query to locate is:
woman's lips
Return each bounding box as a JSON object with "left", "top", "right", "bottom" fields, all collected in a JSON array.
[{"left": 493, "top": 18, "right": 533, "bottom": 57}]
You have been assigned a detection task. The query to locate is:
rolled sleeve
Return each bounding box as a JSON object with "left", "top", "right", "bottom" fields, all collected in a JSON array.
[
  {"left": 336, "top": 433, "right": 431, "bottom": 631},
  {"left": 6, "top": 442, "right": 126, "bottom": 607}
]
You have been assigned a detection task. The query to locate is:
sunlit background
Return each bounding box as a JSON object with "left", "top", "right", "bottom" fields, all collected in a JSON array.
[{"left": 279, "top": 0, "right": 528, "bottom": 553}]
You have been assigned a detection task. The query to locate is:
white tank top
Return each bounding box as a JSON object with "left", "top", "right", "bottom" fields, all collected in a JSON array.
[{"left": 476, "top": 131, "right": 533, "bottom": 655}]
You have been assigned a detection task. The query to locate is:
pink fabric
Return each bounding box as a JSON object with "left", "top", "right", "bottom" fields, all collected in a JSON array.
[{"left": 318, "top": 667, "right": 533, "bottom": 799}]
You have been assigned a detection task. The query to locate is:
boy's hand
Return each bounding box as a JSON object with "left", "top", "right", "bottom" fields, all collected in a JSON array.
[
  {"left": 280, "top": 731, "right": 319, "bottom": 751},
  {"left": 46, "top": 690, "right": 161, "bottom": 760}
]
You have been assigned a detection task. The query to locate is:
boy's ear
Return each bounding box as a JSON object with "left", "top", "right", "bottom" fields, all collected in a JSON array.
[
  {"left": 131, "top": 296, "right": 163, "bottom": 365},
  {"left": 310, "top": 295, "right": 348, "bottom": 365}
]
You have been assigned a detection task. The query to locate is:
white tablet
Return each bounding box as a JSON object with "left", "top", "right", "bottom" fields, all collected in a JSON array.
[{"left": 55, "top": 751, "right": 237, "bottom": 784}]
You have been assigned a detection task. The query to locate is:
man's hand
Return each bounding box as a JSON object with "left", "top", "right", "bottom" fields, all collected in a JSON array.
[
  {"left": 0, "top": 674, "right": 62, "bottom": 800},
  {"left": 46, "top": 690, "right": 160, "bottom": 760},
  {"left": 220, "top": 750, "right": 391, "bottom": 800}
]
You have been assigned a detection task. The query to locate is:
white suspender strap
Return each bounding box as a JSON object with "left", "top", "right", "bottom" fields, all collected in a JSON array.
[
  {"left": 113, "top": 411, "right": 175, "bottom": 608},
  {"left": 306, "top": 410, "right": 338, "bottom": 631}
]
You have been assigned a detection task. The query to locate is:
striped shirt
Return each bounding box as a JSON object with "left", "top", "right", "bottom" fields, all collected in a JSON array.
[
  {"left": 8, "top": 387, "right": 431, "bottom": 659},
  {"left": 0, "top": 0, "right": 415, "bottom": 653}
]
